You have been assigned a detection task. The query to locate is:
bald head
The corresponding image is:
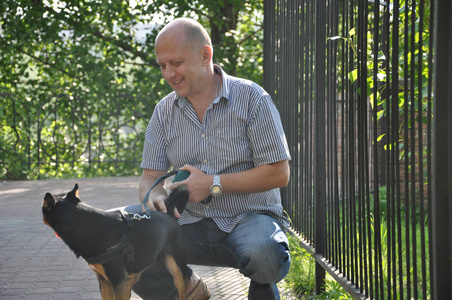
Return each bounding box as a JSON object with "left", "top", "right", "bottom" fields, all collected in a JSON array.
[{"left": 156, "top": 18, "right": 212, "bottom": 51}]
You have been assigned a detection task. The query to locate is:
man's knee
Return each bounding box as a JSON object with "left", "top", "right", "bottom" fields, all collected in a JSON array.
[{"left": 237, "top": 233, "right": 291, "bottom": 284}]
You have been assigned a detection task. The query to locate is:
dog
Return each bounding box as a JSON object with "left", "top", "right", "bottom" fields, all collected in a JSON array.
[{"left": 42, "top": 183, "right": 190, "bottom": 300}]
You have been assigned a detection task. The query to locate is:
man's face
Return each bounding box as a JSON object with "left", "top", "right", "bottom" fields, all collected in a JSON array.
[{"left": 155, "top": 31, "right": 205, "bottom": 99}]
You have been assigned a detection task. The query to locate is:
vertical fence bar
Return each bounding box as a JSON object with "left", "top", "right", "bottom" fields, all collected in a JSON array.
[
  {"left": 389, "top": 3, "right": 403, "bottom": 300},
  {"left": 402, "top": 0, "right": 412, "bottom": 297},
  {"left": 426, "top": 0, "right": 435, "bottom": 298},
  {"left": 339, "top": 0, "right": 348, "bottom": 281},
  {"left": 263, "top": 0, "right": 275, "bottom": 99},
  {"left": 432, "top": 1, "right": 452, "bottom": 300},
  {"left": 416, "top": 1, "right": 428, "bottom": 299},
  {"left": 308, "top": 0, "right": 314, "bottom": 242},
  {"left": 348, "top": 0, "right": 357, "bottom": 288},
  {"left": 370, "top": 1, "right": 380, "bottom": 298},
  {"left": 298, "top": 0, "right": 305, "bottom": 237},
  {"left": 314, "top": 0, "right": 327, "bottom": 293},
  {"left": 409, "top": 1, "right": 419, "bottom": 298}
]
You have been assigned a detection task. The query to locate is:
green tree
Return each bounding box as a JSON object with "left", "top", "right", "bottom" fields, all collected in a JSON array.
[
  {"left": 139, "top": 0, "right": 265, "bottom": 81},
  {"left": 0, "top": 0, "right": 264, "bottom": 97},
  {"left": 0, "top": 0, "right": 264, "bottom": 179}
]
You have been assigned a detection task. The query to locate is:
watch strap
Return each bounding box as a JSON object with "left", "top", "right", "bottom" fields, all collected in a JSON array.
[{"left": 213, "top": 175, "right": 221, "bottom": 186}]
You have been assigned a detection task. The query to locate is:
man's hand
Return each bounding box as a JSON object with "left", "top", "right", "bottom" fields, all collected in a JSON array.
[
  {"left": 139, "top": 169, "right": 182, "bottom": 218},
  {"left": 142, "top": 194, "right": 168, "bottom": 213},
  {"left": 169, "top": 165, "right": 212, "bottom": 203}
]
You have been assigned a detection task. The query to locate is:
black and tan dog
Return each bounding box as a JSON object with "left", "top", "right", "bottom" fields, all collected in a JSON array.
[{"left": 42, "top": 184, "right": 190, "bottom": 300}]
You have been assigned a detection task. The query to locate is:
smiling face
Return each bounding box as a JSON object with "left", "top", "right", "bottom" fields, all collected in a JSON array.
[{"left": 155, "top": 20, "right": 213, "bottom": 101}]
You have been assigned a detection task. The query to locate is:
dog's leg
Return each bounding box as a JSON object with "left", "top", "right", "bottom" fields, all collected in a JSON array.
[
  {"left": 164, "top": 254, "right": 187, "bottom": 300},
  {"left": 128, "top": 271, "right": 144, "bottom": 288},
  {"left": 95, "top": 272, "right": 115, "bottom": 300},
  {"left": 112, "top": 282, "right": 131, "bottom": 300},
  {"left": 90, "top": 263, "right": 115, "bottom": 299},
  {"left": 110, "top": 271, "right": 144, "bottom": 300}
]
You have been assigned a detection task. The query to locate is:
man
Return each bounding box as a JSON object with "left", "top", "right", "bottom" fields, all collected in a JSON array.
[{"left": 135, "top": 18, "right": 291, "bottom": 300}]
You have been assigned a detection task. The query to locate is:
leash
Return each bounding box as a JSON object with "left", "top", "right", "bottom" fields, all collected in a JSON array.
[
  {"left": 141, "top": 169, "right": 211, "bottom": 214},
  {"left": 141, "top": 170, "right": 183, "bottom": 215}
]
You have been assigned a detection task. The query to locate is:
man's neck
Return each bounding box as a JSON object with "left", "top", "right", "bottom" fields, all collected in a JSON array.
[{"left": 188, "top": 71, "right": 221, "bottom": 105}]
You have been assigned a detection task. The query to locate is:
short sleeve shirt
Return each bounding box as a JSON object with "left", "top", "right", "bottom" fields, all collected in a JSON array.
[{"left": 141, "top": 66, "right": 291, "bottom": 232}]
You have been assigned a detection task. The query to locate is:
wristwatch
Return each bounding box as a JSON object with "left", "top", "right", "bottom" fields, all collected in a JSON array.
[{"left": 209, "top": 175, "right": 222, "bottom": 196}]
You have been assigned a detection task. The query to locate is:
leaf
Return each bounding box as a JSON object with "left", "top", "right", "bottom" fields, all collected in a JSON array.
[
  {"left": 369, "top": 93, "right": 375, "bottom": 109},
  {"left": 348, "top": 69, "right": 358, "bottom": 83}
]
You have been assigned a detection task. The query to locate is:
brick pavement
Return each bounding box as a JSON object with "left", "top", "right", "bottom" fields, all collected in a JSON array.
[{"left": 0, "top": 177, "right": 293, "bottom": 300}]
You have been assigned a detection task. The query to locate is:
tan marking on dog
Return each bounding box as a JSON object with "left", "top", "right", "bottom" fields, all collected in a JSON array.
[
  {"left": 164, "top": 255, "right": 187, "bottom": 300},
  {"left": 89, "top": 263, "right": 145, "bottom": 300},
  {"left": 42, "top": 215, "right": 50, "bottom": 227},
  {"left": 89, "top": 263, "right": 109, "bottom": 280},
  {"left": 96, "top": 272, "right": 115, "bottom": 299},
  {"left": 128, "top": 271, "right": 143, "bottom": 288}
]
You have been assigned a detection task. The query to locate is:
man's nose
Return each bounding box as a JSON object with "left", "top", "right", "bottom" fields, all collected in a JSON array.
[{"left": 163, "top": 66, "right": 175, "bottom": 80}]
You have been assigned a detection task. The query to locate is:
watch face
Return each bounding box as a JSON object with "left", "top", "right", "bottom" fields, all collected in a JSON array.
[{"left": 211, "top": 185, "right": 221, "bottom": 194}]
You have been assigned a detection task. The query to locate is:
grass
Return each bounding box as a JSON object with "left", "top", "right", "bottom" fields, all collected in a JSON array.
[
  {"left": 283, "top": 185, "right": 431, "bottom": 299},
  {"left": 282, "top": 233, "right": 353, "bottom": 300}
]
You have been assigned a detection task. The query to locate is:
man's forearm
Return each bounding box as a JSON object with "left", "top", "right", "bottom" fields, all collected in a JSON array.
[{"left": 220, "top": 160, "right": 290, "bottom": 194}]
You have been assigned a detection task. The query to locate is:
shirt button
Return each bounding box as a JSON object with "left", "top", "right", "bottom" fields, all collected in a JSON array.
[
  {"left": 203, "top": 159, "right": 208, "bottom": 163},
  {"left": 201, "top": 134, "right": 206, "bottom": 138}
]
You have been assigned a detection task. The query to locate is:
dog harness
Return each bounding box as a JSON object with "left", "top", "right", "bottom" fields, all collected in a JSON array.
[
  {"left": 84, "top": 211, "right": 137, "bottom": 273},
  {"left": 83, "top": 170, "right": 182, "bottom": 273}
]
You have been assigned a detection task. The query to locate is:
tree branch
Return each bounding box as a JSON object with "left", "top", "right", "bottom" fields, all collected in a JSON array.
[
  {"left": 33, "top": 0, "right": 160, "bottom": 68},
  {"left": 187, "top": 6, "right": 212, "bottom": 20},
  {"left": 88, "top": 30, "right": 159, "bottom": 68},
  {"left": 236, "top": 25, "right": 264, "bottom": 45},
  {"left": 18, "top": 48, "right": 85, "bottom": 82}
]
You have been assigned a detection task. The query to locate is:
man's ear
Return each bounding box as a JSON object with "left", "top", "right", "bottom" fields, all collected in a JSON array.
[{"left": 201, "top": 45, "right": 213, "bottom": 64}]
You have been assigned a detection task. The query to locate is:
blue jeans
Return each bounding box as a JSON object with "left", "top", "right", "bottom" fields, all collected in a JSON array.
[{"left": 119, "top": 205, "right": 291, "bottom": 300}]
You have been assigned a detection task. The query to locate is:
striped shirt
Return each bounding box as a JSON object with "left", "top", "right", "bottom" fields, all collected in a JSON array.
[{"left": 141, "top": 66, "right": 291, "bottom": 232}]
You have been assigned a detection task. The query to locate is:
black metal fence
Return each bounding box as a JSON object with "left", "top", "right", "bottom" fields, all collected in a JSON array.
[
  {"left": 264, "top": 0, "right": 450, "bottom": 299},
  {"left": 0, "top": 92, "right": 152, "bottom": 179}
]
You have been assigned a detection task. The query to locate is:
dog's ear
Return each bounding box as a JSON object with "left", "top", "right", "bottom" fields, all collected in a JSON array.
[
  {"left": 65, "top": 183, "right": 81, "bottom": 204},
  {"left": 72, "top": 183, "right": 79, "bottom": 197},
  {"left": 43, "top": 193, "right": 55, "bottom": 211}
]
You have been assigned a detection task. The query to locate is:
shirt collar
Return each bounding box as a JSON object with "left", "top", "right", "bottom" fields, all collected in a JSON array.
[
  {"left": 213, "top": 65, "right": 230, "bottom": 105},
  {"left": 175, "top": 65, "right": 231, "bottom": 109}
]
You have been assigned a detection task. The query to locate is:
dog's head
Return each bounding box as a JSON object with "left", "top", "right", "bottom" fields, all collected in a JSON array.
[{"left": 42, "top": 183, "right": 82, "bottom": 231}]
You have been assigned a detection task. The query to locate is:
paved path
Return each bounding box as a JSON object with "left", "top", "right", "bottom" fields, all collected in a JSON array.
[{"left": 0, "top": 177, "right": 294, "bottom": 299}]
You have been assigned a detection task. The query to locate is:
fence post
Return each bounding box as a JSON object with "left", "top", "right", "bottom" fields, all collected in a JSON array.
[
  {"left": 432, "top": 0, "right": 452, "bottom": 299},
  {"left": 314, "top": 0, "right": 327, "bottom": 294}
]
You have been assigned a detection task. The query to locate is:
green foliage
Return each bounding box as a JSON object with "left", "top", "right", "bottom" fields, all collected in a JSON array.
[
  {"left": 0, "top": 95, "right": 32, "bottom": 179},
  {"left": 284, "top": 233, "right": 352, "bottom": 300},
  {"left": 340, "top": 0, "right": 432, "bottom": 201},
  {"left": 368, "top": 186, "right": 431, "bottom": 300},
  {"left": 132, "top": 0, "right": 264, "bottom": 83},
  {"left": 285, "top": 233, "right": 316, "bottom": 296},
  {"left": 0, "top": 0, "right": 264, "bottom": 179},
  {"left": 314, "top": 280, "right": 353, "bottom": 300}
]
